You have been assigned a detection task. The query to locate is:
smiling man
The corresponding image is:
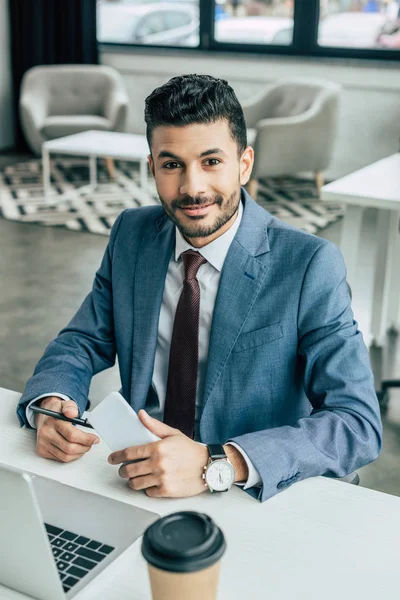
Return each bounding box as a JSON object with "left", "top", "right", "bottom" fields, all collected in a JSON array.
[
  {"left": 149, "top": 122, "right": 247, "bottom": 245},
  {"left": 16, "top": 74, "right": 382, "bottom": 502}
]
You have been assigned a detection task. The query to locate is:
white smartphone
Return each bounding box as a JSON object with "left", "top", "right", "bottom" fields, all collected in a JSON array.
[{"left": 86, "top": 391, "right": 160, "bottom": 452}]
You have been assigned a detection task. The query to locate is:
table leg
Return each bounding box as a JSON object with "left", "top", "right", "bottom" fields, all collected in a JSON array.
[
  {"left": 89, "top": 155, "right": 97, "bottom": 190},
  {"left": 42, "top": 148, "right": 51, "bottom": 200},
  {"left": 339, "top": 205, "right": 364, "bottom": 288},
  {"left": 386, "top": 211, "right": 400, "bottom": 332},
  {"left": 370, "top": 209, "right": 398, "bottom": 347},
  {"left": 105, "top": 157, "right": 115, "bottom": 179}
]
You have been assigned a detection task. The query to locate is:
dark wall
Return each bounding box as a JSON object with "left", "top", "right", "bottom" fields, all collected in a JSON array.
[{"left": 9, "top": 0, "right": 98, "bottom": 150}]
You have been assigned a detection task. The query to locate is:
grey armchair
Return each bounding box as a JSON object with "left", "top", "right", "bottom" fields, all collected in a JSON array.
[
  {"left": 19, "top": 65, "right": 129, "bottom": 156},
  {"left": 242, "top": 78, "right": 341, "bottom": 197}
]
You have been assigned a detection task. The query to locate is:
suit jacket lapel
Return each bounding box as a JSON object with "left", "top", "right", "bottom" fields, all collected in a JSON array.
[
  {"left": 202, "top": 190, "right": 272, "bottom": 412},
  {"left": 131, "top": 212, "right": 175, "bottom": 411}
]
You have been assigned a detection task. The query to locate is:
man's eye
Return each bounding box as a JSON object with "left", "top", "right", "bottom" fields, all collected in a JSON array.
[
  {"left": 163, "top": 162, "right": 182, "bottom": 170},
  {"left": 205, "top": 159, "right": 221, "bottom": 166}
]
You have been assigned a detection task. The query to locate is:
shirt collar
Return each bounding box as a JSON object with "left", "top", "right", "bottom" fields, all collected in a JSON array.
[{"left": 174, "top": 199, "right": 243, "bottom": 272}]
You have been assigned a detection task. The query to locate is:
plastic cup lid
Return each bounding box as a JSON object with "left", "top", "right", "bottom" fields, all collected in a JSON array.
[{"left": 141, "top": 511, "right": 226, "bottom": 573}]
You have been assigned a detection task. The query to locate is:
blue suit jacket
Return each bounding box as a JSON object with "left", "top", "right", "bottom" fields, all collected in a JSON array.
[{"left": 17, "top": 189, "right": 382, "bottom": 502}]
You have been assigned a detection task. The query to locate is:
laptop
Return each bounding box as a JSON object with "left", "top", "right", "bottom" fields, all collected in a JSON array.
[{"left": 0, "top": 464, "right": 160, "bottom": 600}]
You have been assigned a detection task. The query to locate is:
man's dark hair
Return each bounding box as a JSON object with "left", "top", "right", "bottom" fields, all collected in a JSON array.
[{"left": 144, "top": 74, "right": 247, "bottom": 156}]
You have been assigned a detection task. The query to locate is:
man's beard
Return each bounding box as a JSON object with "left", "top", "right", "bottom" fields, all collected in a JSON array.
[{"left": 158, "top": 187, "right": 241, "bottom": 239}]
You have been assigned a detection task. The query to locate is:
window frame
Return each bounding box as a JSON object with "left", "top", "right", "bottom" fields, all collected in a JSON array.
[{"left": 98, "top": 0, "right": 400, "bottom": 62}]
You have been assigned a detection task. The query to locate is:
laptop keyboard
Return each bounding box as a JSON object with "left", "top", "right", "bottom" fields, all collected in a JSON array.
[{"left": 45, "top": 523, "right": 115, "bottom": 594}]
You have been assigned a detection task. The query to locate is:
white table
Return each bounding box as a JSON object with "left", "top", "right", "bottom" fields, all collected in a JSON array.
[
  {"left": 321, "top": 153, "right": 400, "bottom": 347},
  {"left": 42, "top": 131, "right": 154, "bottom": 206},
  {"left": 1, "top": 387, "right": 400, "bottom": 600}
]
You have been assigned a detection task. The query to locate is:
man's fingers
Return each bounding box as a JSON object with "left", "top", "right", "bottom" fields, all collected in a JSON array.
[
  {"left": 119, "top": 458, "right": 152, "bottom": 480},
  {"left": 45, "top": 429, "right": 93, "bottom": 457},
  {"left": 54, "top": 419, "right": 99, "bottom": 446},
  {"left": 47, "top": 443, "right": 85, "bottom": 463},
  {"left": 36, "top": 397, "right": 99, "bottom": 464},
  {"left": 39, "top": 396, "right": 65, "bottom": 411},
  {"left": 108, "top": 442, "right": 155, "bottom": 465},
  {"left": 37, "top": 440, "right": 86, "bottom": 463},
  {"left": 145, "top": 486, "right": 163, "bottom": 498},
  {"left": 38, "top": 447, "right": 60, "bottom": 462},
  {"left": 128, "top": 475, "right": 159, "bottom": 491},
  {"left": 138, "top": 409, "right": 179, "bottom": 439},
  {"left": 61, "top": 401, "right": 79, "bottom": 418},
  {"left": 36, "top": 397, "right": 80, "bottom": 430},
  {"left": 35, "top": 396, "right": 65, "bottom": 428}
]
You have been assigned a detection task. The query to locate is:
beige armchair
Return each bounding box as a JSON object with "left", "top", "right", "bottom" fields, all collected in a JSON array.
[
  {"left": 242, "top": 78, "right": 341, "bottom": 197},
  {"left": 19, "top": 65, "right": 129, "bottom": 156}
]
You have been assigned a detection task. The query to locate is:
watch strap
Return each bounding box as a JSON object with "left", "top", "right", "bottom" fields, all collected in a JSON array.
[{"left": 207, "top": 444, "right": 227, "bottom": 460}]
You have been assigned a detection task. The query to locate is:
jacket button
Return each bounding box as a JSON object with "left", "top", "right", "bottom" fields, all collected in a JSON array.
[{"left": 277, "top": 481, "right": 287, "bottom": 490}]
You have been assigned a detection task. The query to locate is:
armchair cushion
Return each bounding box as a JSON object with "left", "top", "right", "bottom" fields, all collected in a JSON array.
[{"left": 42, "top": 115, "right": 111, "bottom": 139}]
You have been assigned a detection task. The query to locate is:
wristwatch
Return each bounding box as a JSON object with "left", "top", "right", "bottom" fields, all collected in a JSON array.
[{"left": 202, "top": 444, "right": 235, "bottom": 493}]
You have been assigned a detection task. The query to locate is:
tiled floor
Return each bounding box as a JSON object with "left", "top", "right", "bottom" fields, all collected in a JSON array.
[{"left": 1, "top": 152, "right": 399, "bottom": 497}]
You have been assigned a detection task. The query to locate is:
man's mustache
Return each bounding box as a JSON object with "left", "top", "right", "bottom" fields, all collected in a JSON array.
[{"left": 172, "top": 195, "right": 223, "bottom": 209}]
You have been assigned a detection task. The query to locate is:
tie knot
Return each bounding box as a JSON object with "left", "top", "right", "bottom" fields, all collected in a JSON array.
[{"left": 181, "top": 250, "right": 207, "bottom": 281}]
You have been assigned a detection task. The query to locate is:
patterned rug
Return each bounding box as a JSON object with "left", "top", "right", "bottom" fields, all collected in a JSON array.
[{"left": 0, "top": 157, "right": 344, "bottom": 236}]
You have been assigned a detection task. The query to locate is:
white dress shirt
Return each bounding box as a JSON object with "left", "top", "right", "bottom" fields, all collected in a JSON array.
[{"left": 26, "top": 199, "right": 262, "bottom": 489}]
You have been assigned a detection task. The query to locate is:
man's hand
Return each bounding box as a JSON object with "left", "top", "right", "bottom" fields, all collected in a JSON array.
[
  {"left": 108, "top": 410, "right": 210, "bottom": 498},
  {"left": 108, "top": 411, "right": 250, "bottom": 497},
  {"left": 224, "top": 444, "right": 249, "bottom": 483},
  {"left": 35, "top": 396, "right": 100, "bottom": 463}
]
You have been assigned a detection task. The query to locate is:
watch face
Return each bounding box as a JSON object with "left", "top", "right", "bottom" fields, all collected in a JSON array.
[{"left": 206, "top": 460, "right": 235, "bottom": 491}]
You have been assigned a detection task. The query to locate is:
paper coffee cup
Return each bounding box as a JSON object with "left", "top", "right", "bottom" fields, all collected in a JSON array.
[{"left": 141, "top": 511, "right": 226, "bottom": 600}]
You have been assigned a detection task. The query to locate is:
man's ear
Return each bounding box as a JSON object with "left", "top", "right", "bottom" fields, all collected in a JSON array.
[
  {"left": 239, "top": 146, "right": 254, "bottom": 186},
  {"left": 148, "top": 154, "right": 155, "bottom": 178}
]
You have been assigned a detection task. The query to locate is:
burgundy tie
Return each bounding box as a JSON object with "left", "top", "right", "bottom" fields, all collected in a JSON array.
[{"left": 164, "top": 249, "right": 207, "bottom": 438}]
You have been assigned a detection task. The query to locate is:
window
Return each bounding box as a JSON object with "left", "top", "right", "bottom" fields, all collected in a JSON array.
[
  {"left": 97, "top": 0, "right": 400, "bottom": 60},
  {"left": 97, "top": 0, "right": 200, "bottom": 47},
  {"left": 214, "top": 0, "right": 294, "bottom": 46},
  {"left": 318, "top": 1, "right": 400, "bottom": 49}
]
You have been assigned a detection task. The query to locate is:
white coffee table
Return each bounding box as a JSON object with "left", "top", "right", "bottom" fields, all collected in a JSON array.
[
  {"left": 42, "top": 130, "right": 154, "bottom": 206},
  {"left": 321, "top": 153, "right": 400, "bottom": 347}
]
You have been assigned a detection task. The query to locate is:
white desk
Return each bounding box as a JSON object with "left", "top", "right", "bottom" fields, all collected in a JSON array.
[
  {"left": 1, "top": 386, "right": 399, "bottom": 600},
  {"left": 321, "top": 154, "right": 400, "bottom": 347}
]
